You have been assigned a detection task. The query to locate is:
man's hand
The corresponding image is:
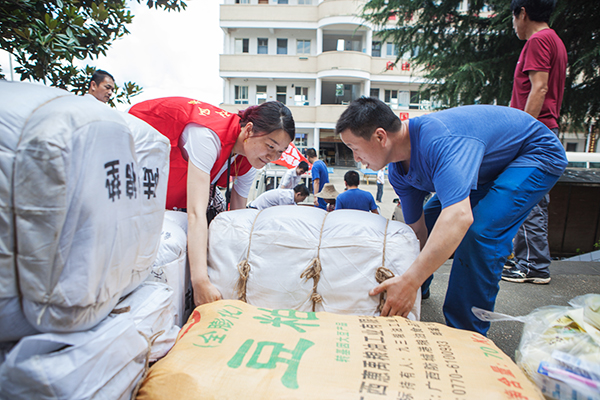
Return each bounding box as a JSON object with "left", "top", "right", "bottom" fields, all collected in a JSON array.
[
  {"left": 370, "top": 274, "right": 419, "bottom": 317},
  {"left": 314, "top": 197, "right": 320, "bottom": 207}
]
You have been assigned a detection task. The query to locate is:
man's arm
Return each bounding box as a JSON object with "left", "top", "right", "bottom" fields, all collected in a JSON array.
[
  {"left": 524, "top": 70, "right": 549, "bottom": 119},
  {"left": 312, "top": 177, "right": 320, "bottom": 206},
  {"left": 371, "top": 197, "right": 473, "bottom": 317},
  {"left": 230, "top": 187, "right": 247, "bottom": 210}
]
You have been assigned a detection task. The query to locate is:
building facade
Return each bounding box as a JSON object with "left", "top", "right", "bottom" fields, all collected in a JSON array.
[
  {"left": 219, "top": 0, "right": 433, "bottom": 166},
  {"left": 219, "top": 0, "right": 590, "bottom": 163}
]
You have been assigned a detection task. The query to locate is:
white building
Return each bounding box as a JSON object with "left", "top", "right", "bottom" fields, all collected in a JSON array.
[
  {"left": 218, "top": 0, "right": 432, "bottom": 167},
  {"left": 219, "top": 0, "right": 591, "bottom": 160}
]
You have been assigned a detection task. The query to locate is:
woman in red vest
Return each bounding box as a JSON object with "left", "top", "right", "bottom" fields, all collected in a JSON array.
[{"left": 130, "top": 98, "right": 295, "bottom": 306}]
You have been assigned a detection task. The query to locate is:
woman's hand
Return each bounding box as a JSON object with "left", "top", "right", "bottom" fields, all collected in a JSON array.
[{"left": 193, "top": 280, "right": 223, "bottom": 306}]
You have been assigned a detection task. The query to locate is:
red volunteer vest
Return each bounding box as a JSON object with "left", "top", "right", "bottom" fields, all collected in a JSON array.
[{"left": 129, "top": 97, "right": 252, "bottom": 209}]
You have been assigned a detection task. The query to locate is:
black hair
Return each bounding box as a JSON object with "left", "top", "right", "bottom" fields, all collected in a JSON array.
[
  {"left": 297, "top": 161, "right": 309, "bottom": 171},
  {"left": 511, "top": 0, "right": 556, "bottom": 22},
  {"left": 89, "top": 69, "right": 114, "bottom": 89},
  {"left": 305, "top": 148, "right": 317, "bottom": 159},
  {"left": 293, "top": 184, "right": 310, "bottom": 197},
  {"left": 335, "top": 97, "right": 401, "bottom": 141},
  {"left": 344, "top": 170, "right": 360, "bottom": 187},
  {"left": 238, "top": 101, "right": 295, "bottom": 142}
]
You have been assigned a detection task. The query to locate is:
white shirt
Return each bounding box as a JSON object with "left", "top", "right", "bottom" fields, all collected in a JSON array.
[
  {"left": 278, "top": 167, "right": 302, "bottom": 189},
  {"left": 248, "top": 189, "right": 296, "bottom": 210},
  {"left": 377, "top": 169, "right": 385, "bottom": 185},
  {"left": 178, "top": 123, "right": 256, "bottom": 198}
]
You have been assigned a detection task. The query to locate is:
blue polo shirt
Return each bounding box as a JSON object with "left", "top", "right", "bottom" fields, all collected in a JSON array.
[
  {"left": 388, "top": 105, "right": 567, "bottom": 224},
  {"left": 335, "top": 188, "right": 377, "bottom": 212}
]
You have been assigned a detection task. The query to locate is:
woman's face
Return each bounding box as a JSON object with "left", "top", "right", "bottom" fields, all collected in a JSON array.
[{"left": 244, "top": 128, "right": 291, "bottom": 169}]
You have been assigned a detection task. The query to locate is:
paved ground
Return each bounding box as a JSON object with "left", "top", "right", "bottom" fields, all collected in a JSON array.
[{"left": 307, "top": 165, "right": 600, "bottom": 361}]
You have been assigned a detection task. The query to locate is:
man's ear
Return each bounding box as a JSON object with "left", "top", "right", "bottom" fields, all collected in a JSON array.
[
  {"left": 89, "top": 81, "right": 97, "bottom": 93},
  {"left": 373, "top": 127, "right": 388, "bottom": 148}
]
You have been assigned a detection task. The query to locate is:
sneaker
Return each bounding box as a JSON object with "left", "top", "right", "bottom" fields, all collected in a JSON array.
[
  {"left": 504, "top": 258, "right": 517, "bottom": 270},
  {"left": 421, "top": 288, "right": 430, "bottom": 300},
  {"left": 501, "top": 264, "right": 551, "bottom": 284}
]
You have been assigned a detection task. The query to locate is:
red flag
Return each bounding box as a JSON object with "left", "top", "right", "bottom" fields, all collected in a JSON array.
[{"left": 273, "top": 142, "right": 310, "bottom": 169}]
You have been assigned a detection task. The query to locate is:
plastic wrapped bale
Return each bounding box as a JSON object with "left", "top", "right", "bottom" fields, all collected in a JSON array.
[
  {"left": 207, "top": 206, "right": 421, "bottom": 320},
  {"left": 515, "top": 294, "right": 600, "bottom": 400},
  {"left": 136, "top": 300, "right": 544, "bottom": 400},
  {"left": 0, "top": 282, "right": 180, "bottom": 400},
  {"left": 147, "top": 210, "right": 189, "bottom": 327},
  {"left": 0, "top": 81, "right": 169, "bottom": 341}
]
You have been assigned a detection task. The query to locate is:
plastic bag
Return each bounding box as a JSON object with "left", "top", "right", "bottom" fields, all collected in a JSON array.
[{"left": 473, "top": 294, "right": 600, "bottom": 400}]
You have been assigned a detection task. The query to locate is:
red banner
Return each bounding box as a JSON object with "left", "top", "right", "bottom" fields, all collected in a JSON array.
[{"left": 273, "top": 142, "right": 310, "bottom": 169}]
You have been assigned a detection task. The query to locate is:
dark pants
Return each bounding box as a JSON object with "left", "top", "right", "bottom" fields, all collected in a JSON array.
[{"left": 376, "top": 183, "right": 383, "bottom": 202}]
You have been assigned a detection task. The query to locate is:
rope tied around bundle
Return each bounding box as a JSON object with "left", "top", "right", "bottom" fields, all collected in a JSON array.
[
  {"left": 301, "top": 213, "right": 328, "bottom": 312},
  {"left": 131, "top": 329, "right": 165, "bottom": 398},
  {"left": 235, "top": 210, "right": 263, "bottom": 302},
  {"left": 376, "top": 219, "right": 395, "bottom": 314}
]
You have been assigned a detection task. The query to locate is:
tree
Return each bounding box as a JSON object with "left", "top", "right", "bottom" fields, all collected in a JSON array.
[
  {"left": 361, "top": 0, "right": 600, "bottom": 131},
  {"left": 0, "top": 0, "right": 186, "bottom": 107}
]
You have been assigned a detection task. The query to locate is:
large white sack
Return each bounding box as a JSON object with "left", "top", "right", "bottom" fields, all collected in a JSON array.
[
  {"left": 0, "top": 282, "right": 180, "bottom": 400},
  {"left": 146, "top": 211, "right": 188, "bottom": 327},
  {"left": 0, "top": 81, "right": 169, "bottom": 340},
  {"left": 208, "top": 206, "right": 421, "bottom": 320}
]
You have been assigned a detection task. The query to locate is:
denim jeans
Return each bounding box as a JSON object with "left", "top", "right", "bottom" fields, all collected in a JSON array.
[{"left": 420, "top": 167, "right": 561, "bottom": 335}]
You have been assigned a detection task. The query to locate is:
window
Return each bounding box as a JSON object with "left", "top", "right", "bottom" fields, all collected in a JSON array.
[
  {"left": 372, "top": 41, "right": 382, "bottom": 57},
  {"left": 297, "top": 40, "right": 311, "bottom": 55},
  {"left": 295, "top": 87, "right": 309, "bottom": 106},
  {"left": 276, "top": 86, "right": 287, "bottom": 104},
  {"left": 257, "top": 38, "right": 268, "bottom": 54},
  {"left": 370, "top": 88, "right": 380, "bottom": 99},
  {"left": 294, "top": 133, "right": 308, "bottom": 147},
  {"left": 234, "top": 85, "right": 249, "bottom": 105},
  {"left": 256, "top": 85, "right": 267, "bottom": 104},
  {"left": 384, "top": 90, "right": 399, "bottom": 109},
  {"left": 235, "top": 0, "right": 250, "bottom": 3},
  {"left": 298, "top": 0, "right": 312, "bottom": 3},
  {"left": 386, "top": 42, "right": 399, "bottom": 57},
  {"left": 235, "top": 38, "right": 249, "bottom": 54},
  {"left": 566, "top": 143, "right": 578, "bottom": 152},
  {"left": 277, "top": 0, "right": 288, "bottom": 3},
  {"left": 277, "top": 39, "right": 288, "bottom": 55},
  {"left": 410, "top": 91, "right": 430, "bottom": 110}
]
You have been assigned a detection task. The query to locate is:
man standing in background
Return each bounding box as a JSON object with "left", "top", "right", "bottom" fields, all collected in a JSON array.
[
  {"left": 376, "top": 168, "right": 385, "bottom": 203},
  {"left": 278, "top": 161, "right": 309, "bottom": 189},
  {"left": 503, "top": 0, "right": 567, "bottom": 285},
  {"left": 306, "top": 148, "right": 329, "bottom": 210},
  {"left": 86, "top": 70, "right": 115, "bottom": 103}
]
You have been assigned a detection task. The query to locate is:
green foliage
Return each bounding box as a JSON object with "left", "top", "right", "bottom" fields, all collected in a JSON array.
[
  {"left": 361, "top": 0, "right": 600, "bottom": 129},
  {"left": 0, "top": 0, "right": 186, "bottom": 106}
]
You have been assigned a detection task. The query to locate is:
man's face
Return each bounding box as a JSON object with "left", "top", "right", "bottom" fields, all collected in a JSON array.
[
  {"left": 512, "top": 10, "right": 526, "bottom": 40},
  {"left": 296, "top": 167, "right": 307, "bottom": 176},
  {"left": 294, "top": 191, "right": 308, "bottom": 203},
  {"left": 340, "top": 128, "right": 386, "bottom": 171},
  {"left": 90, "top": 77, "right": 115, "bottom": 103}
]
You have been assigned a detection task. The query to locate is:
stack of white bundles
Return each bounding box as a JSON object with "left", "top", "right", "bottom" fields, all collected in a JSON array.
[
  {"left": 0, "top": 282, "right": 180, "bottom": 400},
  {"left": 147, "top": 210, "right": 189, "bottom": 326},
  {"left": 0, "top": 81, "right": 169, "bottom": 342},
  {"left": 208, "top": 206, "right": 421, "bottom": 320}
]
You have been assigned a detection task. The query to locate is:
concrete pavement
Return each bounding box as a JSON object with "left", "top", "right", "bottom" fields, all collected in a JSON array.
[{"left": 310, "top": 165, "right": 600, "bottom": 361}]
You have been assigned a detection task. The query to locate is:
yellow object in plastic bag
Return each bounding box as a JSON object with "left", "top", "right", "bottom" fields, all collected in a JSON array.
[{"left": 137, "top": 300, "right": 543, "bottom": 400}]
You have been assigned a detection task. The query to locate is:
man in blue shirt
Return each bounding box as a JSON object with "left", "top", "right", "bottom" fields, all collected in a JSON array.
[
  {"left": 336, "top": 97, "right": 567, "bottom": 335},
  {"left": 306, "top": 148, "right": 329, "bottom": 210},
  {"left": 335, "top": 170, "right": 379, "bottom": 214}
]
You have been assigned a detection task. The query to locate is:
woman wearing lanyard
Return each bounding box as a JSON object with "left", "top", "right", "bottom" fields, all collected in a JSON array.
[{"left": 130, "top": 97, "right": 295, "bottom": 306}]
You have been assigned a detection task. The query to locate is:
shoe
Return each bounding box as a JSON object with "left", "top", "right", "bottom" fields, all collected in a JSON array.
[
  {"left": 421, "top": 288, "right": 430, "bottom": 300},
  {"left": 504, "top": 254, "right": 516, "bottom": 269},
  {"left": 501, "top": 264, "right": 551, "bottom": 284}
]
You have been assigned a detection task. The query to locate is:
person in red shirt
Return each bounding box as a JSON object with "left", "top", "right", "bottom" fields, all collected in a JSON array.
[
  {"left": 130, "top": 98, "right": 295, "bottom": 306},
  {"left": 503, "top": 0, "right": 567, "bottom": 284}
]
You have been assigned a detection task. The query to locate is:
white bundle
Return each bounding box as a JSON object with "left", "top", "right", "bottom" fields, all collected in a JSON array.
[
  {"left": 0, "top": 282, "right": 180, "bottom": 400},
  {"left": 0, "top": 81, "right": 169, "bottom": 341},
  {"left": 208, "top": 206, "right": 421, "bottom": 320},
  {"left": 147, "top": 210, "right": 189, "bottom": 326}
]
